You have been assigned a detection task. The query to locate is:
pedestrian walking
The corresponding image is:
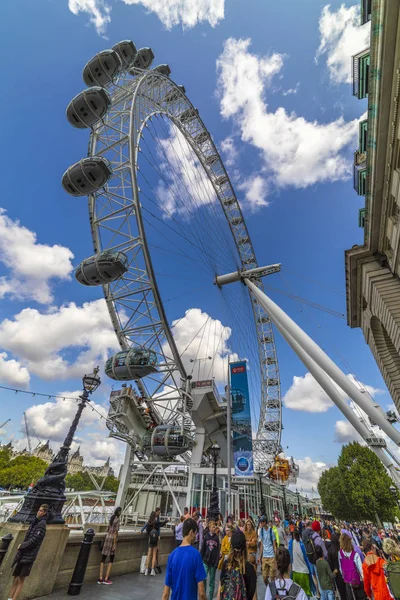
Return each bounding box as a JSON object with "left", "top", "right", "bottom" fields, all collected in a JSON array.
[
  {"left": 303, "top": 520, "right": 328, "bottom": 561},
  {"left": 217, "top": 529, "right": 257, "bottom": 600},
  {"left": 288, "top": 529, "right": 315, "bottom": 597},
  {"left": 219, "top": 526, "right": 233, "bottom": 570},
  {"left": 98, "top": 506, "right": 122, "bottom": 585},
  {"left": 193, "top": 512, "right": 204, "bottom": 551},
  {"left": 175, "top": 515, "right": 184, "bottom": 548},
  {"left": 362, "top": 539, "right": 391, "bottom": 600},
  {"left": 338, "top": 533, "right": 366, "bottom": 600},
  {"left": 316, "top": 545, "right": 336, "bottom": 600},
  {"left": 276, "top": 520, "right": 287, "bottom": 548},
  {"left": 244, "top": 519, "right": 258, "bottom": 572},
  {"left": 201, "top": 520, "right": 220, "bottom": 600},
  {"left": 8, "top": 504, "right": 49, "bottom": 600},
  {"left": 162, "top": 518, "right": 206, "bottom": 600},
  {"left": 328, "top": 533, "right": 346, "bottom": 600},
  {"left": 265, "top": 547, "right": 307, "bottom": 600},
  {"left": 258, "top": 515, "right": 278, "bottom": 586},
  {"left": 382, "top": 537, "right": 400, "bottom": 561},
  {"left": 142, "top": 511, "right": 159, "bottom": 576}
]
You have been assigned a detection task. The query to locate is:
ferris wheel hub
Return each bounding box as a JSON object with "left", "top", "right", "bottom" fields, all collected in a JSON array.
[{"left": 214, "top": 264, "right": 282, "bottom": 287}]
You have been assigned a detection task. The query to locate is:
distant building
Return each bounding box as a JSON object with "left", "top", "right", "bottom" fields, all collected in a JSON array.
[
  {"left": 345, "top": 0, "right": 400, "bottom": 408},
  {"left": 1, "top": 440, "right": 114, "bottom": 478}
]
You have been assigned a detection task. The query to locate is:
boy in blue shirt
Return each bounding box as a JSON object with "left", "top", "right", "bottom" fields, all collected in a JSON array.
[{"left": 162, "top": 518, "right": 206, "bottom": 600}]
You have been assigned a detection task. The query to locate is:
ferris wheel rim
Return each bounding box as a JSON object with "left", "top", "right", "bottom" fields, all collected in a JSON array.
[{"left": 87, "top": 69, "right": 282, "bottom": 464}]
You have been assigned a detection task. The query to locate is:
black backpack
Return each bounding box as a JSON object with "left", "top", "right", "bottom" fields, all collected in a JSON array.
[
  {"left": 269, "top": 581, "right": 302, "bottom": 600},
  {"left": 149, "top": 528, "right": 159, "bottom": 546},
  {"left": 305, "top": 535, "right": 317, "bottom": 564}
]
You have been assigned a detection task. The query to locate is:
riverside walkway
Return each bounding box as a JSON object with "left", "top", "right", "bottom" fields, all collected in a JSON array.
[{"left": 37, "top": 569, "right": 267, "bottom": 599}]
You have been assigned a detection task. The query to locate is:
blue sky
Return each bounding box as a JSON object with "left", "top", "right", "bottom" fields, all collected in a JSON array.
[{"left": 0, "top": 0, "right": 384, "bottom": 490}]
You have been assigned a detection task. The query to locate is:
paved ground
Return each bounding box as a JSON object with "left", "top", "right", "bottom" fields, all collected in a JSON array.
[{"left": 38, "top": 569, "right": 267, "bottom": 599}]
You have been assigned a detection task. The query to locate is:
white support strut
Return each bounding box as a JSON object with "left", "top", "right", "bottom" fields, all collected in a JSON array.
[
  {"left": 243, "top": 278, "right": 400, "bottom": 447},
  {"left": 271, "top": 318, "right": 400, "bottom": 486}
]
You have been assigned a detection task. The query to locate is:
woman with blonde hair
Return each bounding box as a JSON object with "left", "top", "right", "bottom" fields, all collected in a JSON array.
[
  {"left": 383, "top": 537, "right": 400, "bottom": 561},
  {"left": 217, "top": 530, "right": 257, "bottom": 600},
  {"left": 244, "top": 519, "right": 258, "bottom": 571},
  {"left": 338, "top": 533, "right": 366, "bottom": 600}
]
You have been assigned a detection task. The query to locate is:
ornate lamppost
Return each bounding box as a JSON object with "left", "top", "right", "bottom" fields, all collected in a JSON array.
[
  {"left": 10, "top": 368, "right": 101, "bottom": 524},
  {"left": 296, "top": 488, "right": 301, "bottom": 518},
  {"left": 207, "top": 443, "right": 220, "bottom": 521},
  {"left": 281, "top": 483, "right": 289, "bottom": 519}
]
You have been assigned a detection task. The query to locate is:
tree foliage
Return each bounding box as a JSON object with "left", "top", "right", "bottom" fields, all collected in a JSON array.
[
  {"left": 66, "top": 471, "right": 119, "bottom": 493},
  {"left": 318, "top": 442, "right": 397, "bottom": 522},
  {"left": 0, "top": 452, "right": 47, "bottom": 489}
]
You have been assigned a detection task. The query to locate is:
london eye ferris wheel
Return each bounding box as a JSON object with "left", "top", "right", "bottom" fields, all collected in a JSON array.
[{"left": 62, "top": 40, "right": 283, "bottom": 474}]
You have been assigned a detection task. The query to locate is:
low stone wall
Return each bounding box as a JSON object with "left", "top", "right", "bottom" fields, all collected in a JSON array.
[{"left": 54, "top": 529, "right": 175, "bottom": 591}]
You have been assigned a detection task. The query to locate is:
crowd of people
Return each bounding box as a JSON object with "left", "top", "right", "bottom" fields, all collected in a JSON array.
[{"left": 157, "top": 511, "right": 400, "bottom": 600}]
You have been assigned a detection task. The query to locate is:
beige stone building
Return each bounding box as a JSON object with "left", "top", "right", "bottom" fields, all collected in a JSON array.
[{"left": 345, "top": 0, "right": 400, "bottom": 407}]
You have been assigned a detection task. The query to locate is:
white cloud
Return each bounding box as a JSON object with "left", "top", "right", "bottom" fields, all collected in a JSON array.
[
  {"left": 68, "top": 0, "right": 223, "bottom": 33},
  {"left": 290, "top": 456, "right": 328, "bottom": 495},
  {"left": 68, "top": 0, "right": 111, "bottom": 35},
  {"left": 283, "top": 372, "right": 383, "bottom": 413},
  {"left": 315, "top": 4, "right": 370, "bottom": 84},
  {"left": 22, "top": 394, "right": 124, "bottom": 470},
  {"left": 220, "top": 136, "right": 238, "bottom": 167},
  {"left": 24, "top": 392, "right": 107, "bottom": 442},
  {"left": 0, "top": 352, "right": 30, "bottom": 387},
  {"left": 216, "top": 38, "right": 360, "bottom": 194},
  {"left": 0, "top": 209, "right": 74, "bottom": 305},
  {"left": 238, "top": 175, "right": 270, "bottom": 211},
  {"left": 334, "top": 419, "right": 364, "bottom": 443},
  {"left": 0, "top": 299, "right": 119, "bottom": 381},
  {"left": 121, "top": 0, "right": 224, "bottom": 29},
  {"left": 282, "top": 83, "right": 300, "bottom": 96},
  {"left": 169, "top": 308, "right": 238, "bottom": 384}
]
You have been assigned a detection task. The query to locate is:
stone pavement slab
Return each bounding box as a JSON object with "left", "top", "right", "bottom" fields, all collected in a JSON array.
[{"left": 36, "top": 569, "right": 267, "bottom": 599}]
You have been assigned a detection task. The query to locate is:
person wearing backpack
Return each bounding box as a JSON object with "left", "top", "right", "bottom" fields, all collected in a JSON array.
[
  {"left": 289, "top": 529, "right": 316, "bottom": 597},
  {"left": 217, "top": 529, "right": 257, "bottom": 600},
  {"left": 265, "top": 547, "right": 308, "bottom": 600},
  {"left": 201, "top": 521, "right": 220, "bottom": 600},
  {"left": 315, "top": 545, "right": 336, "bottom": 600},
  {"left": 259, "top": 516, "right": 279, "bottom": 586},
  {"left": 328, "top": 533, "right": 346, "bottom": 600},
  {"left": 338, "top": 533, "right": 366, "bottom": 600},
  {"left": 142, "top": 511, "right": 159, "bottom": 576},
  {"left": 362, "top": 539, "right": 391, "bottom": 600},
  {"left": 303, "top": 520, "right": 328, "bottom": 562},
  {"left": 382, "top": 538, "right": 400, "bottom": 599}
]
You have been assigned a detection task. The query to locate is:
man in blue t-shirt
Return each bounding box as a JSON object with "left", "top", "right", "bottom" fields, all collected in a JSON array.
[
  {"left": 162, "top": 517, "right": 206, "bottom": 600},
  {"left": 258, "top": 515, "right": 278, "bottom": 586}
]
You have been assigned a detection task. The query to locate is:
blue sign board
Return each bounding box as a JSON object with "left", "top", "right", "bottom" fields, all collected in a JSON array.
[{"left": 230, "top": 361, "right": 253, "bottom": 476}]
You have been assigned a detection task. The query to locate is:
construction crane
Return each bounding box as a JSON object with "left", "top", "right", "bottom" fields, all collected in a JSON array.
[
  {"left": 24, "top": 412, "right": 32, "bottom": 453},
  {"left": 0, "top": 418, "right": 10, "bottom": 429}
]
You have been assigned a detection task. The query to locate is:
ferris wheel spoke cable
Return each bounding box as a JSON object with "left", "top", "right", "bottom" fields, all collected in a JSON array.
[
  {"left": 141, "top": 123, "right": 223, "bottom": 265},
  {"left": 146, "top": 116, "right": 238, "bottom": 270},
  {"left": 138, "top": 131, "right": 220, "bottom": 261},
  {"left": 142, "top": 131, "right": 238, "bottom": 275}
]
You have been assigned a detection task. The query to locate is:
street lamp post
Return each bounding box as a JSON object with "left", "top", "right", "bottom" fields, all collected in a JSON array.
[
  {"left": 9, "top": 368, "right": 101, "bottom": 524},
  {"left": 207, "top": 443, "right": 220, "bottom": 521},
  {"left": 258, "top": 473, "right": 266, "bottom": 516},
  {"left": 296, "top": 488, "right": 301, "bottom": 518},
  {"left": 282, "top": 483, "right": 289, "bottom": 519}
]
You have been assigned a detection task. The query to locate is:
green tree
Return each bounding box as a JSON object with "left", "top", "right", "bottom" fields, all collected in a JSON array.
[
  {"left": 0, "top": 455, "right": 47, "bottom": 489},
  {"left": 66, "top": 471, "right": 119, "bottom": 493},
  {"left": 318, "top": 442, "right": 397, "bottom": 522}
]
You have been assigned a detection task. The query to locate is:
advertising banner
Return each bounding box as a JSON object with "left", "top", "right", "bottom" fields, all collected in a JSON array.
[{"left": 230, "top": 361, "right": 253, "bottom": 476}]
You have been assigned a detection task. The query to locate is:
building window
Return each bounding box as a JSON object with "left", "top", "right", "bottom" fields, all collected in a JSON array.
[
  {"left": 361, "top": 0, "right": 372, "bottom": 25},
  {"left": 359, "top": 120, "right": 368, "bottom": 154},
  {"left": 352, "top": 49, "right": 370, "bottom": 99},
  {"left": 388, "top": 195, "right": 400, "bottom": 223},
  {"left": 354, "top": 152, "right": 367, "bottom": 195},
  {"left": 359, "top": 208, "right": 366, "bottom": 228},
  {"left": 385, "top": 236, "right": 394, "bottom": 259}
]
